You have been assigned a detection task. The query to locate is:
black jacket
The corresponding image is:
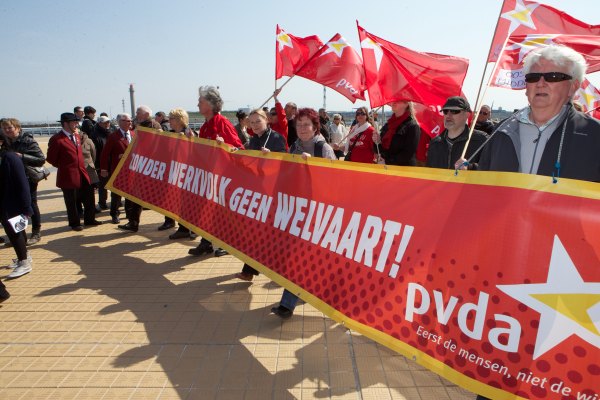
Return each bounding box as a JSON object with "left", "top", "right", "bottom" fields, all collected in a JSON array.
[
  {"left": 5, "top": 131, "right": 46, "bottom": 183},
  {"left": 426, "top": 125, "right": 487, "bottom": 169},
  {"left": 247, "top": 128, "right": 287, "bottom": 153},
  {"left": 0, "top": 151, "right": 33, "bottom": 220},
  {"left": 479, "top": 105, "right": 600, "bottom": 182},
  {"left": 378, "top": 117, "right": 421, "bottom": 166},
  {"left": 475, "top": 120, "right": 495, "bottom": 135},
  {"left": 90, "top": 123, "right": 111, "bottom": 168},
  {"left": 81, "top": 116, "right": 96, "bottom": 136}
]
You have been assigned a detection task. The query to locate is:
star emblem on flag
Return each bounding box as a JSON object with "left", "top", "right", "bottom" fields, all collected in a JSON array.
[
  {"left": 277, "top": 31, "right": 293, "bottom": 51},
  {"left": 502, "top": 0, "right": 541, "bottom": 36},
  {"left": 505, "top": 34, "right": 557, "bottom": 63},
  {"left": 321, "top": 37, "right": 349, "bottom": 58},
  {"left": 574, "top": 79, "right": 600, "bottom": 112},
  {"left": 497, "top": 235, "right": 600, "bottom": 359},
  {"left": 360, "top": 37, "right": 383, "bottom": 72}
]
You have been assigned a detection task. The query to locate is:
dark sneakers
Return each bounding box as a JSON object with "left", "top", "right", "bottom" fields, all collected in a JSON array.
[
  {"left": 157, "top": 222, "right": 175, "bottom": 231},
  {"left": 271, "top": 305, "right": 293, "bottom": 319},
  {"left": 214, "top": 248, "right": 229, "bottom": 257}
]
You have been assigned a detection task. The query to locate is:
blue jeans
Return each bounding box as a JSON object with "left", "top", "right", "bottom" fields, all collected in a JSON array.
[{"left": 280, "top": 289, "right": 299, "bottom": 310}]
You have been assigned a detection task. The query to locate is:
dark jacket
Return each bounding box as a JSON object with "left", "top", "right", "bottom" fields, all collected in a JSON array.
[
  {"left": 475, "top": 120, "right": 495, "bottom": 135},
  {"left": 247, "top": 128, "right": 287, "bottom": 153},
  {"left": 426, "top": 125, "right": 487, "bottom": 169},
  {"left": 6, "top": 131, "right": 46, "bottom": 170},
  {"left": 0, "top": 151, "right": 33, "bottom": 220},
  {"left": 81, "top": 116, "right": 96, "bottom": 136},
  {"left": 379, "top": 117, "right": 421, "bottom": 166},
  {"left": 479, "top": 105, "right": 600, "bottom": 182},
  {"left": 90, "top": 123, "right": 111, "bottom": 168}
]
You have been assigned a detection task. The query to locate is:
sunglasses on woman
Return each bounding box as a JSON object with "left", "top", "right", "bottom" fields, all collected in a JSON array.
[{"left": 524, "top": 72, "right": 573, "bottom": 83}]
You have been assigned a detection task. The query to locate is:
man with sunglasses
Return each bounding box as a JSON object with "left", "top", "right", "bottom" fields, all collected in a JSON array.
[
  {"left": 478, "top": 45, "right": 600, "bottom": 181},
  {"left": 426, "top": 96, "right": 487, "bottom": 169},
  {"left": 475, "top": 105, "right": 495, "bottom": 135}
]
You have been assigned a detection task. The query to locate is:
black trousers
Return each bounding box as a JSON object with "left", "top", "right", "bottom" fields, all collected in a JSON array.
[
  {"left": 125, "top": 199, "right": 142, "bottom": 226},
  {"left": 28, "top": 180, "right": 41, "bottom": 233},
  {"left": 110, "top": 192, "right": 122, "bottom": 217},
  {"left": 62, "top": 175, "right": 95, "bottom": 227},
  {"left": 97, "top": 173, "right": 108, "bottom": 206},
  {"left": 2, "top": 218, "right": 28, "bottom": 260}
]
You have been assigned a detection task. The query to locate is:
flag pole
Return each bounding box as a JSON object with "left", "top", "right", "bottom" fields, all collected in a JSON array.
[
  {"left": 458, "top": 35, "right": 511, "bottom": 162},
  {"left": 472, "top": 0, "right": 507, "bottom": 112}
]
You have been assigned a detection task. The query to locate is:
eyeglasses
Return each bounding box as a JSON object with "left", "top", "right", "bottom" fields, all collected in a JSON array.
[
  {"left": 355, "top": 112, "right": 367, "bottom": 116},
  {"left": 270, "top": 112, "right": 278, "bottom": 116},
  {"left": 524, "top": 72, "right": 573, "bottom": 83},
  {"left": 479, "top": 111, "right": 489, "bottom": 116},
  {"left": 297, "top": 123, "right": 314, "bottom": 129},
  {"left": 442, "top": 109, "right": 463, "bottom": 115}
]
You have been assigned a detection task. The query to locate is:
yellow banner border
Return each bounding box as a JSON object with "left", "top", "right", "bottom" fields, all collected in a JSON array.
[{"left": 106, "top": 127, "right": 600, "bottom": 399}]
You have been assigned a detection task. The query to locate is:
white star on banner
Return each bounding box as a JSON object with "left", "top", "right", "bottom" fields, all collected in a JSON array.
[
  {"left": 497, "top": 235, "right": 600, "bottom": 359},
  {"left": 505, "top": 34, "right": 557, "bottom": 63},
  {"left": 360, "top": 37, "right": 383, "bottom": 72},
  {"left": 501, "top": 0, "right": 541, "bottom": 36},
  {"left": 321, "top": 37, "right": 349, "bottom": 58},
  {"left": 277, "top": 31, "right": 293, "bottom": 52}
]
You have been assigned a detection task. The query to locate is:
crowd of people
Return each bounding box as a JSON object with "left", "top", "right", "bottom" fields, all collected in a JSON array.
[{"left": 1, "top": 44, "right": 599, "bottom": 397}]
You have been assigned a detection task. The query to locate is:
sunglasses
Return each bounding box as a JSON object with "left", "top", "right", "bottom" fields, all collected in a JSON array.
[
  {"left": 442, "top": 109, "right": 463, "bottom": 115},
  {"left": 524, "top": 72, "right": 573, "bottom": 83},
  {"left": 270, "top": 112, "right": 278, "bottom": 116},
  {"left": 355, "top": 112, "right": 367, "bottom": 116},
  {"left": 479, "top": 111, "right": 489, "bottom": 116}
]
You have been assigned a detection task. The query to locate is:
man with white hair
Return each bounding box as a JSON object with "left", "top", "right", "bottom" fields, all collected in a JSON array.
[
  {"left": 474, "top": 44, "right": 600, "bottom": 400},
  {"left": 478, "top": 45, "right": 600, "bottom": 181},
  {"left": 134, "top": 105, "right": 162, "bottom": 130}
]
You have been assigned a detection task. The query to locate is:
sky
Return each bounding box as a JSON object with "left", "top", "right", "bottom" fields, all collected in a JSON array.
[{"left": 3, "top": 0, "right": 600, "bottom": 122}]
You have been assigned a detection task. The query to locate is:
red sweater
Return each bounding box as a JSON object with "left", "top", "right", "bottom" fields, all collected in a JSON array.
[{"left": 199, "top": 113, "right": 244, "bottom": 148}]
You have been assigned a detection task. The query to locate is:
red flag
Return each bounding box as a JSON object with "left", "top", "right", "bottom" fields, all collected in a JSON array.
[
  {"left": 488, "top": 0, "right": 600, "bottom": 62},
  {"left": 357, "top": 24, "right": 469, "bottom": 109},
  {"left": 574, "top": 79, "right": 600, "bottom": 113},
  {"left": 295, "top": 33, "right": 366, "bottom": 103},
  {"left": 491, "top": 34, "right": 600, "bottom": 90},
  {"left": 275, "top": 25, "right": 323, "bottom": 79}
]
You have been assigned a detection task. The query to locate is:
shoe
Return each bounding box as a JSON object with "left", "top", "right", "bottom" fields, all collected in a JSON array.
[
  {"left": 95, "top": 205, "right": 103, "bottom": 213},
  {"left": 214, "top": 248, "right": 229, "bottom": 257},
  {"left": 71, "top": 225, "right": 84, "bottom": 232},
  {"left": 169, "top": 230, "right": 190, "bottom": 240},
  {"left": 7, "top": 259, "right": 32, "bottom": 279},
  {"left": 7, "top": 253, "right": 31, "bottom": 269},
  {"left": 4, "top": 241, "right": 13, "bottom": 248},
  {"left": 111, "top": 216, "right": 120, "bottom": 224},
  {"left": 0, "top": 237, "right": 4, "bottom": 244},
  {"left": 271, "top": 305, "right": 293, "bottom": 319},
  {"left": 26, "top": 233, "right": 41, "bottom": 246},
  {"left": 234, "top": 272, "right": 254, "bottom": 282},
  {"left": 0, "top": 286, "right": 10, "bottom": 302},
  {"left": 189, "top": 232, "right": 198, "bottom": 240},
  {"left": 118, "top": 223, "right": 138, "bottom": 232},
  {"left": 157, "top": 222, "right": 175, "bottom": 231},
  {"left": 98, "top": 203, "right": 109, "bottom": 210},
  {"left": 84, "top": 220, "right": 103, "bottom": 226},
  {"left": 188, "top": 242, "right": 213, "bottom": 256}
]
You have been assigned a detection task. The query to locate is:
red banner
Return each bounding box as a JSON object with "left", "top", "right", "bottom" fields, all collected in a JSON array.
[{"left": 109, "top": 128, "right": 600, "bottom": 400}]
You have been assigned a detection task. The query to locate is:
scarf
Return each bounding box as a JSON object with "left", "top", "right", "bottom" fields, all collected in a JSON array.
[{"left": 381, "top": 111, "right": 409, "bottom": 150}]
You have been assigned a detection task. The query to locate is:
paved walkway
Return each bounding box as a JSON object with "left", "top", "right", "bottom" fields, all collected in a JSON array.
[{"left": 0, "top": 137, "right": 475, "bottom": 399}]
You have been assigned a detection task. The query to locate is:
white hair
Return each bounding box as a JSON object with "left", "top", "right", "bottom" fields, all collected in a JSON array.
[
  {"left": 117, "top": 113, "right": 131, "bottom": 122},
  {"left": 198, "top": 86, "right": 223, "bottom": 113},
  {"left": 137, "top": 105, "right": 152, "bottom": 116},
  {"left": 523, "top": 45, "right": 587, "bottom": 82}
]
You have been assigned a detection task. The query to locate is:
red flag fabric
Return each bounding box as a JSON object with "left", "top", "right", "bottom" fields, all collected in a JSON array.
[
  {"left": 357, "top": 24, "right": 469, "bottom": 109},
  {"left": 487, "top": 0, "right": 600, "bottom": 62},
  {"left": 574, "top": 78, "right": 600, "bottom": 113},
  {"left": 295, "top": 33, "right": 366, "bottom": 102},
  {"left": 275, "top": 25, "right": 323, "bottom": 80},
  {"left": 491, "top": 34, "right": 600, "bottom": 90}
]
